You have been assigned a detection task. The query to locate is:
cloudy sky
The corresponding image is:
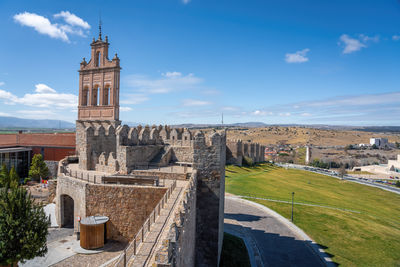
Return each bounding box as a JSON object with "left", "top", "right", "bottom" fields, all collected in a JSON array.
[{"left": 0, "top": 0, "right": 399, "bottom": 125}]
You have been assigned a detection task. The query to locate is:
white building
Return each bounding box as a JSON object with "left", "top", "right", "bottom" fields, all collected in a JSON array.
[{"left": 370, "top": 138, "right": 389, "bottom": 148}]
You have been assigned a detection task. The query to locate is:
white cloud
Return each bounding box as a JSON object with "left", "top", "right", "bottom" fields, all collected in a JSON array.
[
  {"left": 252, "top": 110, "right": 266, "bottom": 116},
  {"left": 359, "top": 34, "right": 379, "bottom": 43},
  {"left": 285, "top": 49, "right": 310, "bottom": 63},
  {"left": 338, "top": 34, "right": 378, "bottom": 54},
  {"left": 163, "top": 71, "right": 182, "bottom": 78},
  {"left": 14, "top": 12, "right": 69, "bottom": 42},
  {"left": 53, "top": 11, "right": 90, "bottom": 29},
  {"left": 393, "top": 35, "right": 400, "bottom": 41},
  {"left": 120, "top": 107, "right": 132, "bottom": 112},
  {"left": 0, "top": 112, "right": 10, "bottom": 117},
  {"left": 14, "top": 11, "right": 90, "bottom": 42},
  {"left": 120, "top": 94, "right": 149, "bottom": 105},
  {"left": 182, "top": 99, "right": 211, "bottom": 107},
  {"left": 0, "top": 82, "right": 4, "bottom": 87},
  {"left": 35, "top": 83, "right": 56, "bottom": 93},
  {"left": 0, "top": 83, "right": 77, "bottom": 109},
  {"left": 126, "top": 72, "right": 203, "bottom": 94},
  {"left": 16, "top": 109, "right": 57, "bottom": 119},
  {"left": 304, "top": 92, "right": 400, "bottom": 107},
  {"left": 222, "top": 106, "right": 239, "bottom": 111},
  {"left": 279, "top": 112, "right": 291, "bottom": 117},
  {"left": 182, "top": 0, "right": 191, "bottom": 4}
]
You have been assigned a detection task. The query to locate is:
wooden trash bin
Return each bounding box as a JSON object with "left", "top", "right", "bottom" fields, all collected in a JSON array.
[{"left": 80, "top": 216, "right": 109, "bottom": 250}]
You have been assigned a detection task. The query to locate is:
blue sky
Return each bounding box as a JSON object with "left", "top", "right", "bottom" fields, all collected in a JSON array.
[{"left": 0, "top": 0, "right": 399, "bottom": 126}]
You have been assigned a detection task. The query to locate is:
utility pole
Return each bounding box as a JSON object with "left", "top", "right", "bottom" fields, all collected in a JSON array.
[{"left": 291, "top": 192, "right": 295, "bottom": 222}]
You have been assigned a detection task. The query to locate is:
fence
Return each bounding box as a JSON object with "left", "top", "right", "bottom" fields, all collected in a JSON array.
[
  {"left": 62, "top": 167, "right": 105, "bottom": 184},
  {"left": 113, "top": 179, "right": 177, "bottom": 267}
]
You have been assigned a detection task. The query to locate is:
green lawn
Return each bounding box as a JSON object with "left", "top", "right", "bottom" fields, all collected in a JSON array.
[{"left": 225, "top": 163, "right": 400, "bottom": 267}]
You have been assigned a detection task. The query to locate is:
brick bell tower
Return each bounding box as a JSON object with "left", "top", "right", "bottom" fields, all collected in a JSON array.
[{"left": 78, "top": 27, "right": 121, "bottom": 123}]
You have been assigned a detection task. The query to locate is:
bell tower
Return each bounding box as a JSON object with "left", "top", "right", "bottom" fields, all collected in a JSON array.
[{"left": 77, "top": 28, "right": 121, "bottom": 122}]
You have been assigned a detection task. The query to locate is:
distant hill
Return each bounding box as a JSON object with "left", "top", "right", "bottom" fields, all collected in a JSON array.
[{"left": 0, "top": 116, "right": 75, "bottom": 129}]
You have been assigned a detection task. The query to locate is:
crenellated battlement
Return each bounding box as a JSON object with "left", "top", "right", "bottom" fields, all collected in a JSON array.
[{"left": 226, "top": 139, "right": 265, "bottom": 166}]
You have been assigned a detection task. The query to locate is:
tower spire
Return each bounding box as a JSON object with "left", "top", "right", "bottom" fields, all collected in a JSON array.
[{"left": 98, "top": 12, "right": 102, "bottom": 40}]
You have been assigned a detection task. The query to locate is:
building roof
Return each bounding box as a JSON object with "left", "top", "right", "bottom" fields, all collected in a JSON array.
[
  {"left": 0, "top": 133, "right": 76, "bottom": 148},
  {"left": 0, "top": 146, "right": 32, "bottom": 153}
]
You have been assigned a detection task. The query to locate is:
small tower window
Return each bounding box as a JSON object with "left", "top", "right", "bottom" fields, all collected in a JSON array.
[
  {"left": 92, "top": 86, "right": 99, "bottom": 106},
  {"left": 96, "top": 51, "right": 101, "bottom": 67},
  {"left": 103, "top": 87, "right": 110, "bottom": 105},
  {"left": 82, "top": 87, "right": 89, "bottom": 106},
  {"left": 97, "top": 87, "right": 100, "bottom": 106}
]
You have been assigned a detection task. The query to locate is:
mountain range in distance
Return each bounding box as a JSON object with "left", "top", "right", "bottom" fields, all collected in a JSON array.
[
  {"left": 0, "top": 116, "right": 75, "bottom": 129},
  {"left": 0, "top": 116, "right": 399, "bottom": 133}
]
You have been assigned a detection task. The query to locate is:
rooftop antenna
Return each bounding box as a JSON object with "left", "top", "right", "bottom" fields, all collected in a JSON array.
[{"left": 221, "top": 113, "right": 224, "bottom": 126}]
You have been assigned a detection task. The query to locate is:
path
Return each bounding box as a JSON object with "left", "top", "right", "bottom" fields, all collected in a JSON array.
[
  {"left": 127, "top": 180, "right": 186, "bottom": 267},
  {"left": 225, "top": 196, "right": 333, "bottom": 267}
]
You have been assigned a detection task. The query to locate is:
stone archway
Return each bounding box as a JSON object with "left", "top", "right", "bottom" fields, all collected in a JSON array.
[{"left": 61, "top": 194, "right": 74, "bottom": 228}]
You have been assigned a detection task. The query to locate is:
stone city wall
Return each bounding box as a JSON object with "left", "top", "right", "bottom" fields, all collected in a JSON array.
[
  {"left": 55, "top": 175, "right": 87, "bottom": 230},
  {"left": 131, "top": 170, "right": 189, "bottom": 180},
  {"left": 56, "top": 169, "right": 167, "bottom": 241},
  {"left": 154, "top": 171, "right": 197, "bottom": 267},
  {"left": 85, "top": 183, "right": 167, "bottom": 241},
  {"left": 226, "top": 139, "right": 266, "bottom": 166},
  {"left": 76, "top": 123, "right": 199, "bottom": 174},
  {"left": 193, "top": 130, "right": 226, "bottom": 266},
  {"left": 45, "top": 160, "right": 59, "bottom": 178}
]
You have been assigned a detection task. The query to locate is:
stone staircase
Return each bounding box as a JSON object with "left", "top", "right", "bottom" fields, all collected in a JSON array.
[{"left": 127, "top": 181, "right": 185, "bottom": 267}]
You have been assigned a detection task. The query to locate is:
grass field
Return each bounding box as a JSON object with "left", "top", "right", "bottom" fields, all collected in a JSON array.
[{"left": 225, "top": 163, "right": 400, "bottom": 266}]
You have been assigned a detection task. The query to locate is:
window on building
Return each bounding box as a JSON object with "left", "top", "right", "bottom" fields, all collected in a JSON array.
[
  {"left": 104, "top": 87, "right": 110, "bottom": 105},
  {"left": 96, "top": 51, "right": 101, "bottom": 67},
  {"left": 82, "top": 87, "right": 89, "bottom": 106},
  {"left": 97, "top": 87, "right": 100, "bottom": 106}
]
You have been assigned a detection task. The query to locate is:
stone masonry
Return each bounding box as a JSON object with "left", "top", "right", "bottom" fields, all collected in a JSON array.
[
  {"left": 56, "top": 31, "right": 226, "bottom": 267},
  {"left": 226, "top": 139, "right": 266, "bottom": 166}
]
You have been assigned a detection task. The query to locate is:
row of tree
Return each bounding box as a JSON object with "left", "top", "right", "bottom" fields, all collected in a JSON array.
[{"left": 0, "top": 154, "right": 50, "bottom": 266}]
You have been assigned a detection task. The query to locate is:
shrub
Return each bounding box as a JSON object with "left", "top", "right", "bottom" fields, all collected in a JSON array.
[{"left": 242, "top": 156, "right": 254, "bottom": 166}]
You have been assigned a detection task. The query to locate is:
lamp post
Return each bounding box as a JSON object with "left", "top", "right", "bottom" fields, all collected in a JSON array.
[{"left": 291, "top": 192, "right": 295, "bottom": 222}]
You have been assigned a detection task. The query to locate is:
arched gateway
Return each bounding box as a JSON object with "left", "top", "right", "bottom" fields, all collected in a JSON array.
[{"left": 60, "top": 194, "right": 74, "bottom": 228}]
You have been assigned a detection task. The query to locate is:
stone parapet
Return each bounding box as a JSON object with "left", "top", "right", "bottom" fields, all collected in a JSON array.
[
  {"left": 226, "top": 139, "right": 266, "bottom": 166},
  {"left": 153, "top": 171, "right": 197, "bottom": 267}
]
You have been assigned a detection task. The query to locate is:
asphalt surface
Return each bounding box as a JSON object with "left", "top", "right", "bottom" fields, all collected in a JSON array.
[{"left": 225, "top": 196, "right": 325, "bottom": 267}]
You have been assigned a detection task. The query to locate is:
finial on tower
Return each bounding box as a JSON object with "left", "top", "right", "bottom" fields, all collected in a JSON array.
[{"left": 98, "top": 12, "right": 102, "bottom": 40}]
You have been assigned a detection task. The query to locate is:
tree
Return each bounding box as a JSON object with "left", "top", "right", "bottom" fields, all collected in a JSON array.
[
  {"left": 0, "top": 164, "right": 9, "bottom": 188},
  {"left": 28, "top": 154, "right": 49, "bottom": 182},
  {"left": 0, "top": 165, "right": 18, "bottom": 188},
  {"left": 0, "top": 185, "right": 49, "bottom": 266},
  {"left": 338, "top": 165, "right": 347, "bottom": 178}
]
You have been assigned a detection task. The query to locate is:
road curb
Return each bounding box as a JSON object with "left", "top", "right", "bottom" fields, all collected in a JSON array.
[{"left": 226, "top": 196, "right": 336, "bottom": 267}]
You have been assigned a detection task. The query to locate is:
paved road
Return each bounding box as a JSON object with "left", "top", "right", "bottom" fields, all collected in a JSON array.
[{"left": 225, "top": 196, "right": 326, "bottom": 267}]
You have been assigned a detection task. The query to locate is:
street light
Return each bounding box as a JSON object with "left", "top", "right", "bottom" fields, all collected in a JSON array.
[{"left": 291, "top": 192, "right": 295, "bottom": 222}]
